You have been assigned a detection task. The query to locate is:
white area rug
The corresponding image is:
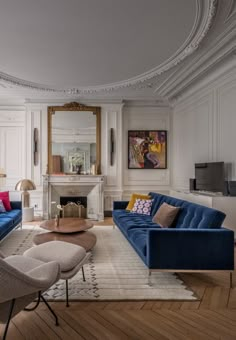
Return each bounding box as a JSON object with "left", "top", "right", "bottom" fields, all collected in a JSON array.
[{"left": 0, "top": 225, "right": 197, "bottom": 301}]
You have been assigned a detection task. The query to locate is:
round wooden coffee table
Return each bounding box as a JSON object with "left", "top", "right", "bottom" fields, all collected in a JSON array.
[{"left": 33, "top": 217, "right": 97, "bottom": 251}]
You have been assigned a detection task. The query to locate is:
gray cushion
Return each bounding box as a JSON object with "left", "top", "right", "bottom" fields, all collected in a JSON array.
[
  {"left": 152, "top": 202, "right": 180, "bottom": 227},
  {"left": 24, "top": 240, "right": 86, "bottom": 272}
]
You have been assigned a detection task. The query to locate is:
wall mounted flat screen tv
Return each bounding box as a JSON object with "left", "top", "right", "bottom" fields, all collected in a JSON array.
[{"left": 195, "top": 162, "right": 225, "bottom": 193}]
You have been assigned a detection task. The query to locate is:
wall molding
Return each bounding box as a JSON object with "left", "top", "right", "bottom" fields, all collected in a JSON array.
[
  {"left": 170, "top": 59, "right": 236, "bottom": 106},
  {"left": 158, "top": 24, "right": 236, "bottom": 101},
  {"left": 172, "top": 66, "right": 236, "bottom": 190}
]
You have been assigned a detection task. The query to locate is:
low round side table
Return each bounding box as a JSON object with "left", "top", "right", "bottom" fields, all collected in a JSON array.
[{"left": 23, "top": 207, "right": 34, "bottom": 222}]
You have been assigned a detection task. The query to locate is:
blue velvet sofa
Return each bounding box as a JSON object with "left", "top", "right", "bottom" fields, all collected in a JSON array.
[
  {"left": 0, "top": 201, "right": 22, "bottom": 242},
  {"left": 113, "top": 192, "right": 234, "bottom": 282}
]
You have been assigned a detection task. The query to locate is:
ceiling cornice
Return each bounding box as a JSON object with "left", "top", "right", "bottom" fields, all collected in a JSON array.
[
  {"left": 157, "top": 20, "right": 236, "bottom": 101},
  {"left": 0, "top": 0, "right": 217, "bottom": 97}
]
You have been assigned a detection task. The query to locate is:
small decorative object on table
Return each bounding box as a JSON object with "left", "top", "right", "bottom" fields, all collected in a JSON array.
[
  {"left": 76, "top": 164, "right": 82, "bottom": 174},
  {"left": 55, "top": 205, "right": 63, "bottom": 226}
]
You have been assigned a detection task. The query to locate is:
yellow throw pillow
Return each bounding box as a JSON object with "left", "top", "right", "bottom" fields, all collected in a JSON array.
[{"left": 126, "top": 193, "right": 151, "bottom": 211}]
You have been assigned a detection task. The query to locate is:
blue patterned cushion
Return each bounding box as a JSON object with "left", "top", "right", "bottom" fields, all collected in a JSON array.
[
  {"left": 0, "top": 199, "right": 6, "bottom": 213},
  {"left": 131, "top": 198, "right": 153, "bottom": 215}
]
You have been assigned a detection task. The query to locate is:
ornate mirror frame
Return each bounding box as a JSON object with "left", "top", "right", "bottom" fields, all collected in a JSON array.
[{"left": 47, "top": 102, "right": 101, "bottom": 174}]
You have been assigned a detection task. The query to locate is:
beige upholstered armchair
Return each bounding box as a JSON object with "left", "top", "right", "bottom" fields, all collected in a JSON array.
[{"left": 0, "top": 250, "right": 61, "bottom": 340}]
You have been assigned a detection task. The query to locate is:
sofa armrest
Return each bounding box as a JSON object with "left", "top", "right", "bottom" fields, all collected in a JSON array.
[
  {"left": 113, "top": 201, "right": 129, "bottom": 210},
  {"left": 146, "top": 228, "right": 234, "bottom": 270},
  {"left": 10, "top": 201, "right": 22, "bottom": 210}
]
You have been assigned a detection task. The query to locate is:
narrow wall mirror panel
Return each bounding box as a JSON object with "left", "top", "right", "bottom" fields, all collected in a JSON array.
[{"left": 48, "top": 102, "right": 101, "bottom": 175}]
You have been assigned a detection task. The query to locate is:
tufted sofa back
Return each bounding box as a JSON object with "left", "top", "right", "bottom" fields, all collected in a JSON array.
[{"left": 149, "top": 192, "right": 226, "bottom": 229}]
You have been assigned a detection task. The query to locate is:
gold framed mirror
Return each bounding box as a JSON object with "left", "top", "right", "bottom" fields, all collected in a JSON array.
[{"left": 47, "top": 102, "right": 101, "bottom": 175}]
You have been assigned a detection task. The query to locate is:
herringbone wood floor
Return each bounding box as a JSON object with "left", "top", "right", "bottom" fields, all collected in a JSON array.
[{"left": 1, "top": 218, "right": 236, "bottom": 339}]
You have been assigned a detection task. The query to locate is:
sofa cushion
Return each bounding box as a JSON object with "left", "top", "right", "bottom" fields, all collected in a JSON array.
[
  {"left": 126, "top": 193, "right": 151, "bottom": 211},
  {"left": 0, "top": 191, "right": 11, "bottom": 211},
  {"left": 0, "top": 200, "right": 6, "bottom": 213},
  {"left": 113, "top": 210, "right": 160, "bottom": 236},
  {"left": 131, "top": 198, "right": 153, "bottom": 215},
  {"left": 152, "top": 202, "right": 180, "bottom": 227},
  {"left": 0, "top": 209, "right": 22, "bottom": 224},
  {"left": 149, "top": 192, "right": 226, "bottom": 229},
  {"left": 0, "top": 218, "right": 14, "bottom": 238}
]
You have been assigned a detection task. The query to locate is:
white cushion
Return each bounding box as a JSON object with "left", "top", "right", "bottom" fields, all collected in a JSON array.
[
  {"left": 24, "top": 241, "right": 86, "bottom": 272},
  {"left": 60, "top": 252, "right": 91, "bottom": 279},
  {"left": 5, "top": 255, "right": 45, "bottom": 273}
]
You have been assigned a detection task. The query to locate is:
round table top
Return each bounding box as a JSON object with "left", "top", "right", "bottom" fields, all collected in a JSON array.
[
  {"left": 33, "top": 230, "right": 97, "bottom": 251},
  {"left": 40, "top": 217, "right": 94, "bottom": 233}
]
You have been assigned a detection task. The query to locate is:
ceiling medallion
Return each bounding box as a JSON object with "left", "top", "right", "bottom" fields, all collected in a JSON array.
[{"left": 0, "top": 0, "right": 217, "bottom": 95}]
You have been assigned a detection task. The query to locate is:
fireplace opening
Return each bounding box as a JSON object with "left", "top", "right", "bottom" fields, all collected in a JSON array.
[
  {"left": 59, "top": 196, "right": 87, "bottom": 218},
  {"left": 60, "top": 196, "right": 87, "bottom": 208}
]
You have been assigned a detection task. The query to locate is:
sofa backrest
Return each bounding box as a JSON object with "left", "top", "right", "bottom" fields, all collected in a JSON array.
[{"left": 149, "top": 192, "right": 226, "bottom": 229}]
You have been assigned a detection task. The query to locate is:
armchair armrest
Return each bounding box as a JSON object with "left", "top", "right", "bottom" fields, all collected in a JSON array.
[
  {"left": 10, "top": 201, "right": 22, "bottom": 210},
  {"left": 0, "top": 259, "right": 60, "bottom": 302},
  {"left": 146, "top": 228, "right": 234, "bottom": 270},
  {"left": 113, "top": 201, "right": 129, "bottom": 210},
  {"left": 0, "top": 250, "right": 5, "bottom": 258}
]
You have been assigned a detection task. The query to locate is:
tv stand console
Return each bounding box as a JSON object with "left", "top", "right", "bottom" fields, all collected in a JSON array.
[
  {"left": 170, "top": 190, "right": 236, "bottom": 236},
  {"left": 190, "top": 190, "right": 224, "bottom": 197}
]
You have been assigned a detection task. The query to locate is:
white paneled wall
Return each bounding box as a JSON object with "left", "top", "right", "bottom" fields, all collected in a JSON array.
[
  {"left": 172, "top": 61, "right": 236, "bottom": 190},
  {"left": 101, "top": 103, "right": 124, "bottom": 210},
  {"left": 0, "top": 109, "right": 26, "bottom": 201},
  {"left": 0, "top": 101, "right": 172, "bottom": 214},
  {"left": 122, "top": 104, "right": 171, "bottom": 198},
  {"left": 217, "top": 79, "right": 236, "bottom": 175},
  {"left": 1, "top": 59, "right": 235, "bottom": 217}
]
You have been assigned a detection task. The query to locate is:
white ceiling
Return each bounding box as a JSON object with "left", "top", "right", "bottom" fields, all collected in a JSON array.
[{"left": 0, "top": 0, "right": 234, "bottom": 101}]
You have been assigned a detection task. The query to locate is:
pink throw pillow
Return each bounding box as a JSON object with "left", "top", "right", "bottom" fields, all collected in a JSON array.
[{"left": 0, "top": 191, "right": 12, "bottom": 211}]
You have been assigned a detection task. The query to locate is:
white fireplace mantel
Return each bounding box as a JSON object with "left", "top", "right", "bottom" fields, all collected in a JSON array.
[{"left": 43, "top": 175, "right": 104, "bottom": 220}]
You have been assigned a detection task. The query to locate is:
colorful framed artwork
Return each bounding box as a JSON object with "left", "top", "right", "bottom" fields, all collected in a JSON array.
[{"left": 128, "top": 130, "right": 167, "bottom": 169}]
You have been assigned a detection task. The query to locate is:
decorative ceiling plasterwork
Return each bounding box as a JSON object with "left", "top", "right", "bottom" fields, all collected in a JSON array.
[
  {"left": 0, "top": 0, "right": 217, "bottom": 97},
  {"left": 66, "top": 0, "right": 217, "bottom": 95},
  {"left": 225, "top": 0, "right": 236, "bottom": 22},
  {"left": 156, "top": 0, "right": 236, "bottom": 103}
]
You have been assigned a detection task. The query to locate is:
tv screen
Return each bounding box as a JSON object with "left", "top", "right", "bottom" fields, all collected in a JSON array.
[{"left": 195, "top": 162, "right": 225, "bottom": 193}]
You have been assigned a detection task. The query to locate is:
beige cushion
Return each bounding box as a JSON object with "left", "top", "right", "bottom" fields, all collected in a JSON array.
[
  {"left": 152, "top": 202, "right": 180, "bottom": 227},
  {"left": 5, "top": 255, "right": 45, "bottom": 272},
  {"left": 60, "top": 252, "right": 91, "bottom": 279},
  {"left": 24, "top": 240, "right": 86, "bottom": 272}
]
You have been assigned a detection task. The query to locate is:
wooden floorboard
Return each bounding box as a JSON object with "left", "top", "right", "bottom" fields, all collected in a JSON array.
[{"left": 1, "top": 217, "right": 236, "bottom": 339}]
